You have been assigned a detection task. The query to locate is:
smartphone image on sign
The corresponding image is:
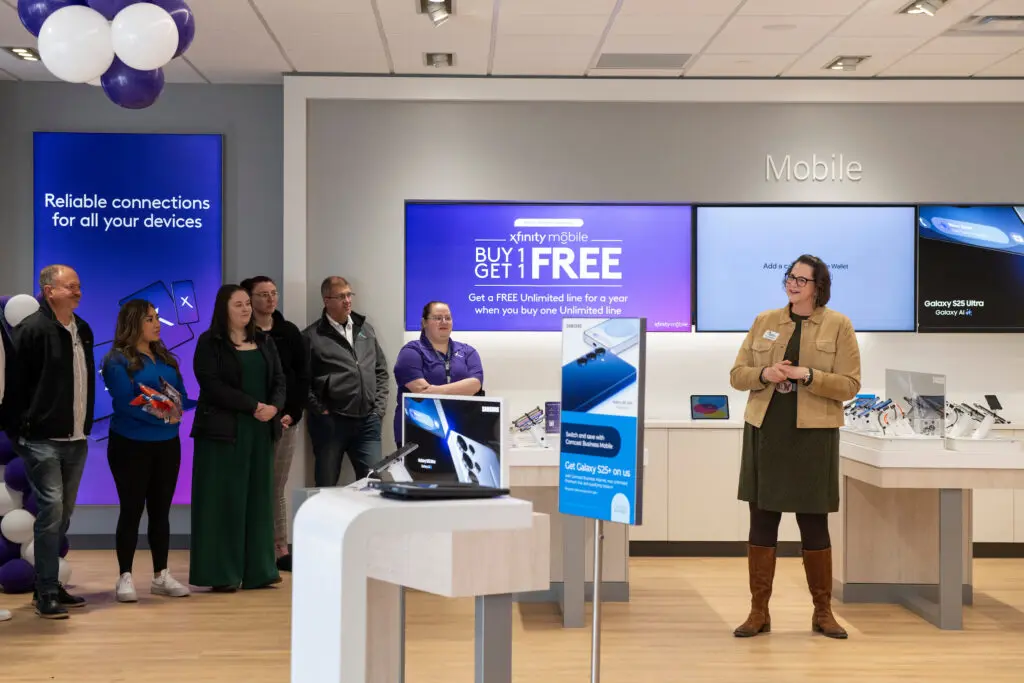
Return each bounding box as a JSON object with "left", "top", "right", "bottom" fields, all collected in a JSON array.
[
  {"left": 92, "top": 340, "right": 115, "bottom": 421},
  {"left": 561, "top": 347, "right": 637, "bottom": 413},
  {"left": 119, "top": 281, "right": 194, "bottom": 350},
  {"left": 446, "top": 431, "right": 500, "bottom": 488},
  {"left": 583, "top": 319, "right": 641, "bottom": 355},
  {"left": 171, "top": 280, "right": 200, "bottom": 325}
]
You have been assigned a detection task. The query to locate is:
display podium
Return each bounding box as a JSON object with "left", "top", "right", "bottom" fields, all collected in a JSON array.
[
  {"left": 291, "top": 485, "right": 550, "bottom": 683},
  {"left": 834, "top": 430, "right": 1024, "bottom": 630}
]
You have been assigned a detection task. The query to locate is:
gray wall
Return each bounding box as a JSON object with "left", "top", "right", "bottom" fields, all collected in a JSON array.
[{"left": 0, "top": 82, "right": 283, "bottom": 539}]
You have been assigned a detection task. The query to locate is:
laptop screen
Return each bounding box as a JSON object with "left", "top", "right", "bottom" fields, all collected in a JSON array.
[{"left": 401, "top": 394, "right": 504, "bottom": 488}]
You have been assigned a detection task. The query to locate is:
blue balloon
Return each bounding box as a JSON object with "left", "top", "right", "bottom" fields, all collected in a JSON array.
[
  {"left": 0, "top": 558, "right": 36, "bottom": 594},
  {"left": 0, "top": 537, "right": 19, "bottom": 566},
  {"left": 0, "top": 432, "right": 15, "bottom": 466},
  {"left": 101, "top": 57, "right": 165, "bottom": 110},
  {"left": 147, "top": 0, "right": 195, "bottom": 58},
  {"left": 86, "top": 0, "right": 138, "bottom": 21},
  {"left": 16, "top": 0, "right": 86, "bottom": 38},
  {"left": 3, "top": 456, "right": 30, "bottom": 494}
]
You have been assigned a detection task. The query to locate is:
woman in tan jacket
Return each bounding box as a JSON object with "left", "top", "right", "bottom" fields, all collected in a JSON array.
[{"left": 729, "top": 254, "right": 861, "bottom": 640}]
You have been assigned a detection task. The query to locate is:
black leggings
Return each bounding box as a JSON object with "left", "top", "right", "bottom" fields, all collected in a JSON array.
[
  {"left": 748, "top": 502, "right": 830, "bottom": 551},
  {"left": 107, "top": 432, "right": 181, "bottom": 574}
]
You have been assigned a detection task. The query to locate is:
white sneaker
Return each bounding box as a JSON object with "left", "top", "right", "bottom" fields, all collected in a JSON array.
[
  {"left": 151, "top": 569, "right": 190, "bottom": 598},
  {"left": 116, "top": 573, "right": 138, "bottom": 603},
  {"left": 0, "top": 609, "right": 11, "bottom": 622}
]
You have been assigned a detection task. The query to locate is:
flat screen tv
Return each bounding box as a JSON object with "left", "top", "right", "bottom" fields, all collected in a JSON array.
[
  {"left": 404, "top": 202, "right": 693, "bottom": 332},
  {"left": 917, "top": 205, "right": 1024, "bottom": 332},
  {"left": 695, "top": 205, "right": 917, "bottom": 332}
]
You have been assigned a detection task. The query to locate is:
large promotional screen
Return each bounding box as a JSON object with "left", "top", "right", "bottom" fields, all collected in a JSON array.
[
  {"left": 918, "top": 205, "right": 1024, "bottom": 332},
  {"left": 404, "top": 203, "right": 692, "bottom": 332},
  {"left": 33, "top": 132, "right": 223, "bottom": 505},
  {"left": 695, "top": 205, "right": 917, "bottom": 332},
  {"left": 401, "top": 394, "right": 504, "bottom": 487}
]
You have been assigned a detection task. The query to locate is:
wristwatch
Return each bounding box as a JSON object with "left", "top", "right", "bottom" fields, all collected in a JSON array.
[{"left": 801, "top": 368, "right": 814, "bottom": 386}]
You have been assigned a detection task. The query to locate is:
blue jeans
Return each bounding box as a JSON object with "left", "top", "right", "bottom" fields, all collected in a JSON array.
[
  {"left": 307, "top": 413, "right": 381, "bottom": 486},
  {"left": 17, "top": 438, "right": 88, "bottom": 595}
]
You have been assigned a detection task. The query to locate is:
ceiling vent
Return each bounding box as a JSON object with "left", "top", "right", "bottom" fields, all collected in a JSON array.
[
  {"left": 944, "top": 15, "right": 1024, "bottom": 36},
  {"left": 593, "top": 53, "right": 692, "bottom": 70}
]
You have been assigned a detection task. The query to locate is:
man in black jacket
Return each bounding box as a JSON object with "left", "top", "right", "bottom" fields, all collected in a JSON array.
[
  {"left": 303, "top": 276, "right": 389, "bottom": 486},
  {"left": 4, "top": 265, "right": 92, "bottom": 619}
]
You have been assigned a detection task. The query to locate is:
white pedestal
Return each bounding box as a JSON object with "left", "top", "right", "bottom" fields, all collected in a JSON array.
[
  {"left": 835, "top": 431, "right": 1024, "bottom": 630},
  {"left": 291, "top": 485, "right": 550, "bottom": 683}
]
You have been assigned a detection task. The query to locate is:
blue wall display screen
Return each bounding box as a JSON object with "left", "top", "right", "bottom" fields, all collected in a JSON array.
[
  {"left": 33, "top": 131, "right": 223, "bottom": 505},
  {"left": 918, "top": 205, "right": 1024, "bottom": 331},
  {"left": 695, "top": 205, "right": 917, "bottom": 332}
]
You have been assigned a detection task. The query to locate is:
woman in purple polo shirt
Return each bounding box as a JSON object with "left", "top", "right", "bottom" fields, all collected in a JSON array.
[{"left": 392, "top": 301, "right": 484, "bottom": 445}]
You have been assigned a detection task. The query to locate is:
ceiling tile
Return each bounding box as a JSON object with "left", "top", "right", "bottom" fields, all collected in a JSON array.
[
  {"left": 493, "top": 34, "right": 601, "bottom": 54},
  {"left": 619, "top": 0, "right": 743, "bottom": 14},
  {"left": 704, "top": 15, "right": 848, "bottom": 53},
  {"left": 609, "top": 13, "right": 729, "bottom": 35},
  {"left": 880, "top": 51, "right": 1006, "bottom": 75},
  {"left": 781, "top": 34, "right": 926, "bottom": 75},
  {"left": 201, "top": 69, "right": 286, "bottom": 84},
  {"left": 162, "top": 57, "right": 208, "bottom": 83},
  {"left": 185, "top": 0, "right": 292, "bottom": 77},
  {"left": 0, "top": 69, "right": 15, "bottom": 81},
  {"left": 980, "top": 0, "right": 1024, "bottom": 13},
  {"left": 834, "top": 0, "right": 993, "bottom": 37},
  {"left": 0, "top": 49, "right": 58, "bottom": 81},
  {"left": 499, "top": 14, "right": 608, "bottom": 35},
  {"left": 918, "top": 36, "right": 1024, "bottom": 53},
  {"left": 500, "top": 0, "right": 617, "bottom": 15},
  {"left": 685, "top": 53, "right": 798, "bottom": 75},
  {"left": 376, "top": 0, "right": 493, "bottom": 32},
  {"left": 600, "top": 34, "right": 711, "bottom": 54},
  {"left": 588, "top": 68, "right": 685, "bottom": 76},
  {"left": 975, "top": 51, "right": 1024, "bottom": 75},
  {"left": 737, "top": 0, "right": 867, "bottom": 16}
]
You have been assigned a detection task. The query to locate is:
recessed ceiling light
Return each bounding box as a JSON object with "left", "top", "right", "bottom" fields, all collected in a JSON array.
[
  {"left": 418, "top": 0, "right": 452, "bottom": 27},
  {"left": 825, "top": 55, "right": 870, "bottom": 71},
  {"left": 3, "top": 46, "right": 40, "bottom": 61},
  {"left": 763, "top": 23, "right": 797, "bottom": 31},
  {"left": 899, "top": 0, "right": 947, "bottom": 16},
  {"left": 424, "top": 52, "right": 454, "bottom": 68}
]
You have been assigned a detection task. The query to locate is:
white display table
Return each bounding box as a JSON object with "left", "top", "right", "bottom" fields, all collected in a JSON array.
[
  {"left": 834, "top": 430, "right": 1024, "bottom": 630},
  {"left": 291, "top": 484, "right": 550, "bottom": 683},
  {"left": 504, "top": 445, "right": 647, "bottom": 628}
]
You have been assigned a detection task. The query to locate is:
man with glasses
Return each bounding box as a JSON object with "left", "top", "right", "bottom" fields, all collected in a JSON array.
[
  {"left": 303, "top": 276, "right": 389, "bottom": 486},
  {"left": 4, "top": 265, "right": 93, "bottom": 619}
]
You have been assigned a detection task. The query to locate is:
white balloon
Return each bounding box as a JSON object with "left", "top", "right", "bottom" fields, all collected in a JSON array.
[
  {"left": 3, "top": 294, "right": 40, "bottom": 327},
  {"left": 37, "top": 6, "right": 115, "bottom": 84},
  {"left": 0, "top": 485, "right": 17, "bottom": 517},
  {"left": 111, "top": 3, "right": 179, "bottom": 71},
  {"left": 21, "top": 540, "right": 35, "bottom": 566},
  {"left": 0, "top": 509, "right": 35, "bottom": 545},
  {"left": 88, "top": 78, "right": 102, "bottom": 87},
  {"left": 59, "top": 557, "right": 72, "bottom": 585}
]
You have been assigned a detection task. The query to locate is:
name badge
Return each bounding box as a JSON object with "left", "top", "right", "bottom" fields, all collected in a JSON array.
[{"left": 763, "top": 330, "right": 779, "bottom": 341}]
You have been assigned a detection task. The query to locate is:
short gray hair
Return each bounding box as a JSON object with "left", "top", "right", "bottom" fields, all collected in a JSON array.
[
  {"left": 39, "top": 264, "right": 70, "bottom": 291},
  {"left": 320, "top": 276, "right": 350, "bottom": 298}
]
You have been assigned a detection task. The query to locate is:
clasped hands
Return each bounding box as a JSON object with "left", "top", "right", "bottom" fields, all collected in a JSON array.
[
  {"left": 762, "top": 360, "right": 809, "bottom": 384},
  {"left": 254, "top": 402, "right": 279, "bottom": 422}
]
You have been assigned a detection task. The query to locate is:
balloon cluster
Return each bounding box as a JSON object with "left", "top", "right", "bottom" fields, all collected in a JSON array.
[
  {"left": 0, "top": 294, "right": 72, "bottom": 594},
  {"left": 17, "top": 0, "right": 196, "bottom": 110}
]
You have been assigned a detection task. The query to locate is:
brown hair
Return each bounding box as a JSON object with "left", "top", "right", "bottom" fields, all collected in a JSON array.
[
  {"left": 111, "top": 299, "right": 180, "bottom": 376},
  {"left": 785, "top": 254, "right": 832, "bottom": 308}
]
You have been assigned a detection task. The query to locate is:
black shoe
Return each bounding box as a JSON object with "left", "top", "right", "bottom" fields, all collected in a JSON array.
[
  {"left": 34, "top": 594, "right": 69, "bottom": 620},
  {"left": 57, "top": 585, "right": 87, "bottom": 608},
  {"left": 276, "top": 553, "right": 292, "bottom": 572}
]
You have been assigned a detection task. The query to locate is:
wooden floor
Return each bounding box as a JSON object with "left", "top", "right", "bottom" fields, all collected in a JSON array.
[{"left": 3, "top": 551, "right": 1024, "bottom": 682}]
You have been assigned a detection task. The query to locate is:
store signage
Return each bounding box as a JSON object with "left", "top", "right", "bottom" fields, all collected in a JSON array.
[
  {"left": 765, "top": 153, "right": 863, "bottom": 182},
  {"left": 558, "top": 317, "right": 645, "bottom": 525}
]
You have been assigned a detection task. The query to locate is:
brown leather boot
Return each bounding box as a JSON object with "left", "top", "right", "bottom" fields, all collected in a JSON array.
[
  {"left": 733, "top": 544, "right": 776, "bottom": 637},
  {"left": 802, "top": 547, "right": 848, "bottom": 639}
]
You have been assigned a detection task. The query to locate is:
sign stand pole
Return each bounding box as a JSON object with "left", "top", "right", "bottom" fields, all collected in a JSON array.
[{"left": 590, "top": 518, "right": 604, "bottom": 683}]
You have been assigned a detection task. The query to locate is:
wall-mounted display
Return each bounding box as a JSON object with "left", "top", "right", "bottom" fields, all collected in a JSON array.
[
  {"left": 33, "top": 131, "right": 223, "bottom": 505},
  {"left": 917, "top": 205, "right": 1024, "bottom": 332},
  {"left": 695, "top": 205, "right": 917, "bottom": 332},
  {"left": 404, "top": 202, "right": 692, "bottom": 332}
]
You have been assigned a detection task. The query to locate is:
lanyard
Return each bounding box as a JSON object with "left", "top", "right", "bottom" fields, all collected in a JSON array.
[{"left": 439, "top": 344, "right": 453, "bottom": 384}]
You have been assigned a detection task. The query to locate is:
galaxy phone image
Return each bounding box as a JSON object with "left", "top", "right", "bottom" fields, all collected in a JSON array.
[
  {"left": 561, "top": 347, "right": 637, "bottom": 413},
  {"left": 583, "top": 318, "right": 641, "bottom": 355},
  {"left": 119, "top": 281, "right": 194, "bottom": 349},
  {"left": 171, "top": 280, "right": 200, "bottom": 325},
  {"left": 403, "top": 396, "right": 447, "bottom": 439},
  {"left": 446, "top": 430, "right": 501, "bottom": 487}
]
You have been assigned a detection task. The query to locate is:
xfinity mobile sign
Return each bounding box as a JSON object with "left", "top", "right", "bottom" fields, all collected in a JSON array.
[{"left": 765, "top": 153, "right": 863, "bottom": 182}]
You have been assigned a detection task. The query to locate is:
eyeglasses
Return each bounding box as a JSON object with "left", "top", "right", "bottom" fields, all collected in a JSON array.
[
  {"left": 252, "top": 291, "right": 278, "bottom": 299},
  {"left": 326, "top": 292, "right": 355, "bottom": 301},
  {"left": 428, "top": 315, "right": 452, "bottom": 322},
  {"left": 785, "top": 274, "right": 815, "bottom": 287}
]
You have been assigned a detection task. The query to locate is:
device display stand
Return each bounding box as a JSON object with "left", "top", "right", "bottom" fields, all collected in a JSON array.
[{"left": 591, "top": 517, "right": 604, "bottom": 683}]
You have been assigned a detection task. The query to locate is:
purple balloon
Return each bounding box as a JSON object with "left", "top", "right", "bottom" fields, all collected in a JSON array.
[
  {"left": 0, "top": 537, "right": 20, "bottom": 566},
  {"left": 16, "top": 0, "right": 87, "bottom": 38},
  {"left": 0, "top": 558, "right": 36, "bottom": 594},
  {"left": 3, "top": 456, "right": 30, "bottom": 494},
  {"left": 86, "top": 0, "right": 138, "bottom": 20},
  {"left": 148, "top": 0, "right": 195, "bottom": 58},
  {"left": 0, "top": 295, "right": 10, "bottom": 309},
  {"left": 101, "top": 58, "right": 165, "bottom": 110},
  {"left": 60, "top": 535, "right": 69, "bottom": 558},
  {"left": 24, "top": 491, "right": 39, "bottom": 516},
  {"left": 0, "top": 433, "right": 15, "bottom": 466}
]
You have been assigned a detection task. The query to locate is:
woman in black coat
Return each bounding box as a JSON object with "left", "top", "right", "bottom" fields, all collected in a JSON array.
[{"left": 189, "top": 284, "right": 286, "bottom": 592}]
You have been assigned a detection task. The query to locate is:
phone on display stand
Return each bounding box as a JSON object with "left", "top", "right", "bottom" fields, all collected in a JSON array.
[
  {"left": 560, "top": 347, "right": 638, "bottom": 413},
  {"left": 583, "top": 319, "right": 641, "bottom": 355}
]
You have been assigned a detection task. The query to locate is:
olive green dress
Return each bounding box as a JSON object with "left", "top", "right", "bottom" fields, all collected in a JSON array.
[
  {"left": 737, "top": 310, "right": 840, "bottom": 514},
  {"left": 189, "top": 348, "right": 279, "bottom": 589}
]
